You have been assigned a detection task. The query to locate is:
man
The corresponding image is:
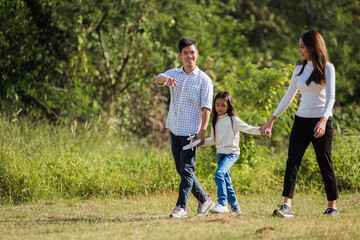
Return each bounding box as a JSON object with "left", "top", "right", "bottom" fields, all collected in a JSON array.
[{"left": 155, "top": 38, "right": 214, "bottom": 218}]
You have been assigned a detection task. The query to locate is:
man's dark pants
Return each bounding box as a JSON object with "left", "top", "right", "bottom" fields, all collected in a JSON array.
[{"left": 170, "top": 132, "right": 209, "bottom": 209}]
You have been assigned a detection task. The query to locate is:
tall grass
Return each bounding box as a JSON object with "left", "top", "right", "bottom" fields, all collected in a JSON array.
[
  {"left": 0, "top": 112, "right": 359, "bottom": 204},
  {"left": 0, "top": 116, "right": 177, "bottom": 203}
]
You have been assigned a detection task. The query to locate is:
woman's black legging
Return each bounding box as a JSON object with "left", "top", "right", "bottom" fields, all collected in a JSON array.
[{"left": 282, "top": 115, "right": 338, "bottom": 201}]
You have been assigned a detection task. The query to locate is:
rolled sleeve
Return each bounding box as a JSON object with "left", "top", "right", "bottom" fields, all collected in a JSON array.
[
  {"left": 200, "top": 75, "right": 213, "bottom": 111},
  {"left": 155, "top": 74, "right": 166, "bottom": 87},
  {"left": 155, "top": 69, "right": 173, "bottom": 87}
]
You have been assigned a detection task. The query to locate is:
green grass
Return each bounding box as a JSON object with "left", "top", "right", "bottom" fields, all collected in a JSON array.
[{"left": 0, "top": 191, "right": 359, "bottom": 239}]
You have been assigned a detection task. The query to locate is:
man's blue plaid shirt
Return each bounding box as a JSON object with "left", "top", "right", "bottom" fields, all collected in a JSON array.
[{"left": 157, "top": 66, "right": 213, "bottom": 136}]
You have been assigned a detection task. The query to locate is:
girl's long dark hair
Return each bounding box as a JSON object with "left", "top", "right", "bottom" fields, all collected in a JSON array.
[
  {"left": 297, "top": 30, "right": 328, "bottom": 86},
  {"left": 212, "top": 91, "right": 236, "bottom": 139}
]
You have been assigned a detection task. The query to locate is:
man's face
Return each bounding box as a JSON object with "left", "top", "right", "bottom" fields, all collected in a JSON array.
[{"left": 178, "top": 45, "right": 198, "bottom": 69}]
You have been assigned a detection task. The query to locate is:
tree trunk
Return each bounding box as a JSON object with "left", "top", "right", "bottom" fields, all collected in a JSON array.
[{"left": 305, "top": 0, "right": 313, "bottom": 29}]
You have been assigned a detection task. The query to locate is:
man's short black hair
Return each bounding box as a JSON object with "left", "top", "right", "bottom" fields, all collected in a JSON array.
[{"left": 179, "top": 38, "right": 197, "bottom": 53}]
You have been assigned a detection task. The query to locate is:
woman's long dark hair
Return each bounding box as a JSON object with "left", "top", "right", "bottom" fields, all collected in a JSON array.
[
  {"left": 297, "top": 30, "right": 328, "bottom": 86},
  {"left": 212, "top": 91, "right": 236, "bottom": 139}
]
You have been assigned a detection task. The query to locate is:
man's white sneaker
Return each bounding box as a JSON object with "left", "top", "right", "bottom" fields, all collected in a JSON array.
[
  {"left": 197, "top": 199, "right": 215, "bottom": 216},
  {"left": 210, "top": 204, "right": 229, "bottom": 214},
  {"left": 169, "top": 206, "right": 187, "bottom": 218}
]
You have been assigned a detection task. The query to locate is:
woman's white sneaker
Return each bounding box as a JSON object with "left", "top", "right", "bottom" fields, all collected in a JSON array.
[{"left": 272, "top": 204, "right": 293, "bottom": 218}]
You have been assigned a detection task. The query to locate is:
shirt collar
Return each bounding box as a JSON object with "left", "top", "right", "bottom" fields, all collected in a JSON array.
[
  {"left": 218, "top": 113, "right": 228, "bottom": 119},
  {"left": 178, "top": 66, "right": 200, "bottom": 76}
]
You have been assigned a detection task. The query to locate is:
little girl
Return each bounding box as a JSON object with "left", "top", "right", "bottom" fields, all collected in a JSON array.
[{"left": 202, "top": 91, "right": 269, "bottom": 214}]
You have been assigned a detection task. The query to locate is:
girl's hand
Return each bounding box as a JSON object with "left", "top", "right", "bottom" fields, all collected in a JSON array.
[
  {"left": 260, "top": 124, "right": 272, "bottom": 138},
  {"left": 265, "top": 128, "right": 272, "bottom": 138},
  {"left": 166, "top": 77, "right": 177, "bottom": 88},
  {"left": 314, "top": 117, "right": 327, "bottom": 138}
]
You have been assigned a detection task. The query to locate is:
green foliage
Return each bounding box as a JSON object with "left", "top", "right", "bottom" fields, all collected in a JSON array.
[
  {"left": 219, "top": 63, "right": 297, "bottom": 136},
  {"left": 0, "top": 0, "right": 98, "bottom": 120},
  {"left": 1, "top": 0, "right": 360, "bottom": 137}
]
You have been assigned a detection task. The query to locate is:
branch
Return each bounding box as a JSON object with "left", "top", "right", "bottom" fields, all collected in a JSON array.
[
  {"left": 115, "top": 54, "right": 130, "bottom": 86},
  {"left": 111, "top": 33, "right": 132, "bottom": 103},
  {"left": 122, "top": 18, "right": 128, "bottom": 59},
  {"left": 96, "top": 6, "right": 113, "bottom": 80},
  {"left": 305, "top": 0, "right": 313, "bottom": 28},
  {"left": 119, "top": 79, "right": 132, "bottom": 93},
  {"left": 117, "top": 57, "right": 140, "bottom": 94}
]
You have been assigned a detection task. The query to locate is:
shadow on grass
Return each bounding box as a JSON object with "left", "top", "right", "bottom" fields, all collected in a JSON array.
[
  {"left": 0, "top": 211, "right": 250, "bottom": 225},
  {"left": 0, "top": 210, "right": 166, "bottom": 224}
]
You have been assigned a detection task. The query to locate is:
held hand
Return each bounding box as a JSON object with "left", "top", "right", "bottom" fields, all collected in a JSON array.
[
  {"left": 265, "top": 128, "right": 272, "bottom": 138},
  {"left": 314, "top": 117, "right": 327, "bottom": 138},
  {"left": 195, "top": 129, "right": 206, "bottom": 146},
  {"left": 259, "top": 122, "right": 273, "bottom": 136},
  {"left": 259, "top": 116, "right": 276, "bottom": 138},
  {"left": 166, "top": 77, "right": 178, "bottom": 88}
]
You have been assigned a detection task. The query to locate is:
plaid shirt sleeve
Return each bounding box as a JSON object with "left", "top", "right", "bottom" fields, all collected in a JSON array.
[{"left": 200, "top": 73, "right": 213, "bottom": 111}]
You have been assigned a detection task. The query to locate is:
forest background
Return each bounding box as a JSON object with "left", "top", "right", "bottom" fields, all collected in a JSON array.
[{"left": 0, "top": 0, "right": 359, "bottom": 203}]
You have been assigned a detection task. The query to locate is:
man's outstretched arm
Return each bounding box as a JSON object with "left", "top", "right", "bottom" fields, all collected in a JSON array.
[{"left": 155, "top": 74, "right": 177, "bottom": 87}]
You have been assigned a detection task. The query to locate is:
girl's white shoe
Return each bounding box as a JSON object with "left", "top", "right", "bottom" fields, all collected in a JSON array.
[{"left": 210, "top": 204, "right": 229, "bottom": 214}]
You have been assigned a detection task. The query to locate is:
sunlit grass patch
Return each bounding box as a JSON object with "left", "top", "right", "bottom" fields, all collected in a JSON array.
[{"left": 0, "top": 192, "right": 359, "bottom": 240}]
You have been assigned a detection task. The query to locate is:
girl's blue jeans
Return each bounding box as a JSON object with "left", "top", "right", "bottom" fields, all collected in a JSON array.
[{"left": 215, "top": 154, "right": 241, "bottom": 212}]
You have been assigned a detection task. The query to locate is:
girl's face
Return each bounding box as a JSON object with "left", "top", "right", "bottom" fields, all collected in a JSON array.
[
  {"left": 215, "top": 98, "right": 229, "bottom": 116},
  {"left": 298, "top": 38, "right": 311, "bottom": 61}
]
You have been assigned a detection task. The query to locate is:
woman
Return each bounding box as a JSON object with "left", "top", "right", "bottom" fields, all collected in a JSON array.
[{"left": 260, "top": 30, "right": 338, "bottom": 217}]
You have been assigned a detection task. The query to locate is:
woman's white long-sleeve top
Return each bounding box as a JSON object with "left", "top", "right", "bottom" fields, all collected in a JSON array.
[
  {"left": 273, "top": 61, "right": 336, "bottom": 119},
  {"left": 202, "top": 114, "right": 260, "bottom": 155}
]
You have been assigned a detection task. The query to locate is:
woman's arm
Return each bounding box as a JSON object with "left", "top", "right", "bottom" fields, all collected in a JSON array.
[
  {"left": 259, "top": 115, "right": 277, "bottom": 134},
  {"left": 313, "top": 63, "right": 336, "bottom": 138},
  {"left": 322, "top": 64, "right": 336, "bottom": 119},
  {"left": 272, "top": 66, "right": 300, "bottom": 118},
  {"left": 260, "top": 66, "right": 300, "bottom": 134}
]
